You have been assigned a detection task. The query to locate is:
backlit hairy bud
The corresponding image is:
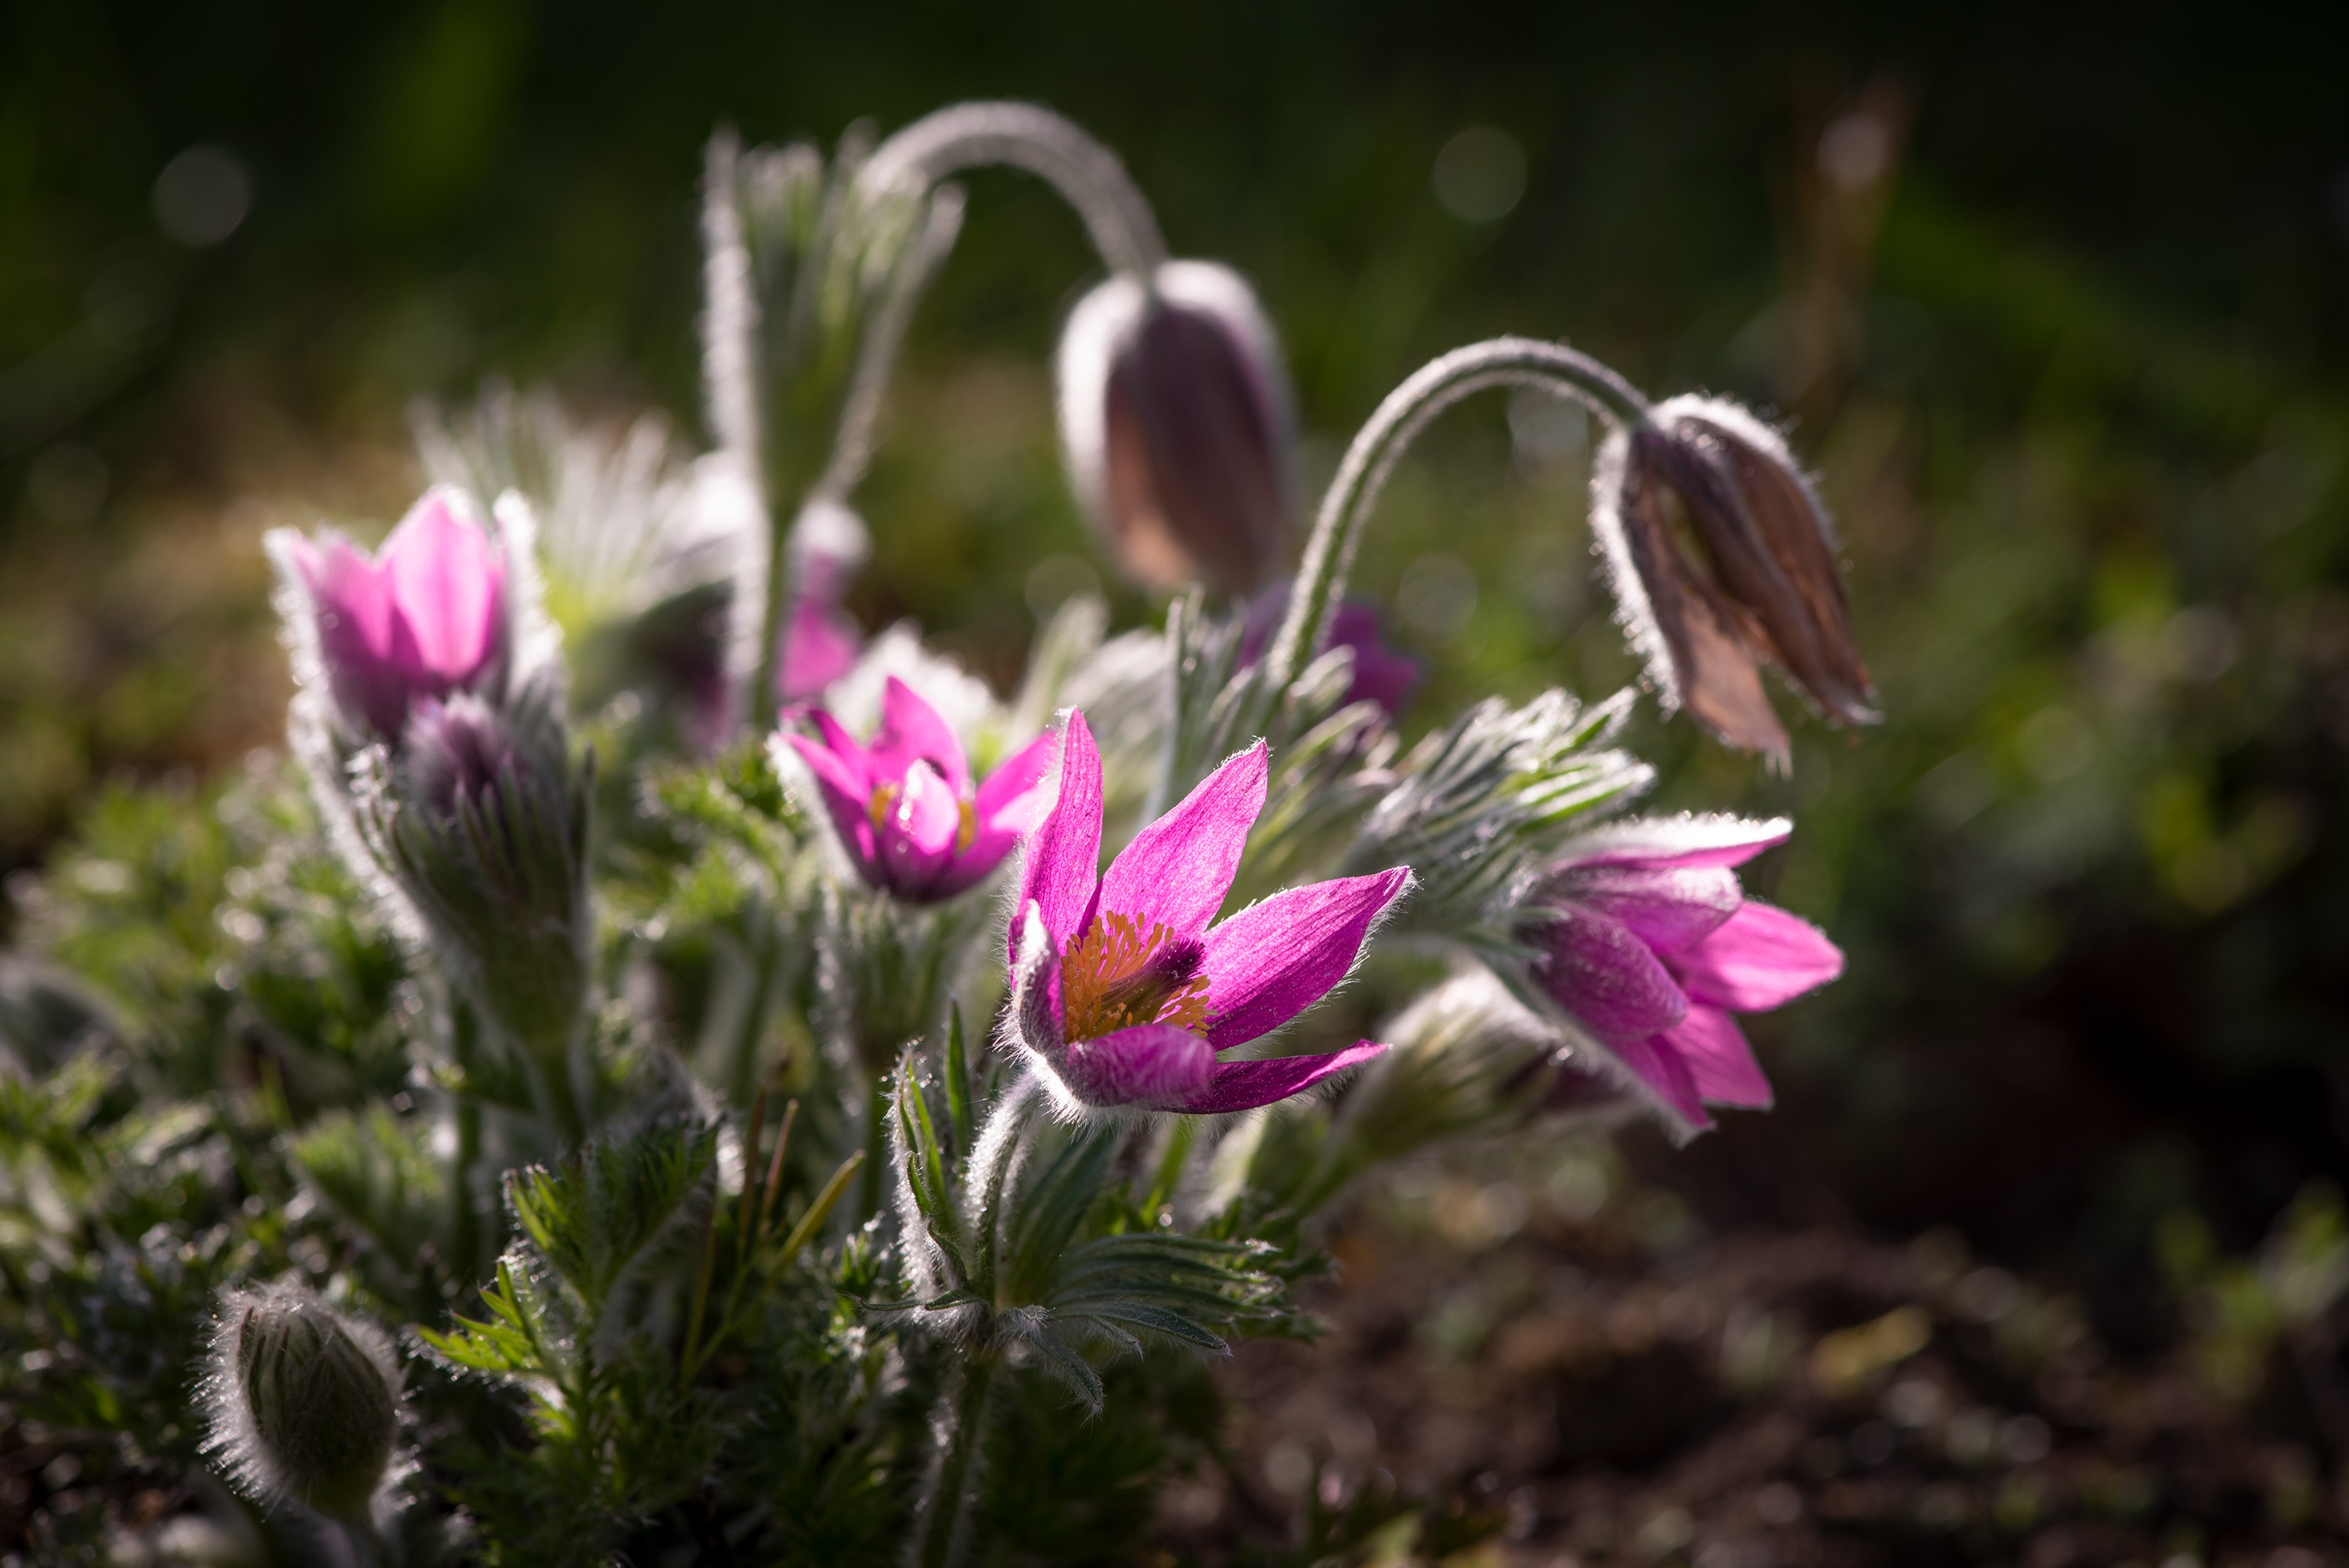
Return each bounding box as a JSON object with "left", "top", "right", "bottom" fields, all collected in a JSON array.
[
  {"left": 203, "top": 1285, "right": 402, "bottom": 1519},
  {"left": 1056, "top": 261, "right": 1295, "bottom": 597},
  {"left": 1593, "top": 395, "right": 1877, "bottom": 762}
]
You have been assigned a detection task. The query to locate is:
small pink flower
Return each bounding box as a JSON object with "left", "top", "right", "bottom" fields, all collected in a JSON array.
[
  {"left": 287, "top": 487, "right": 506, "bottom": 744},
  {"left": 1006, "top": 711, "right": 1410, "bottom": 1116},
  {"left": 1528, "top": 814, "right": 1842, "bottom": 1132},
  {"left": 1239, "top": 584, "right": 1420, "bottom": 716},
  {"left": 783, "top": 676, "right": 1058, "bottom": 902}
]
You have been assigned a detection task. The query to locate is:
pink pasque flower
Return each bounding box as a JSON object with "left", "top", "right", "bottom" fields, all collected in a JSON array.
[
  {"left": 784, "top": 676, "right": 1059, "bottom": 902},
  {"left": 289, "top": 487, "right": 507, "bottom": 744},
  {"left": 1527, "top": 814, "right": 1842, "bottom": 1133},
  {"left": 1007, "top": 711, "right": 1411, "bottom": 1116},
  {"left": 1239, "top": 584, "right": 1420, "bottom": 716}
]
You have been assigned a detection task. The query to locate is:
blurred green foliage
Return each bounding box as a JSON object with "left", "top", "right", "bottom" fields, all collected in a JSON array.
[{"left": 2, "top": 0, "right": 2346, "bottom": 1281}]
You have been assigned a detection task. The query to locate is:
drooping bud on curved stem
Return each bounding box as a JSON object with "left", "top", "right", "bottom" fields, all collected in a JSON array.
[
  {"left": 858, "top": 100, "right": 1167, "bottom": 278},
  {"left": 202, "top": 1285, "right": 403, "bottom": 1521},
  {"left": 1260, "top": 337, "right": 1878, "bottom": 762},
  {"left": 1056, "top": 261, "right": 1297, "bottom": 597}
]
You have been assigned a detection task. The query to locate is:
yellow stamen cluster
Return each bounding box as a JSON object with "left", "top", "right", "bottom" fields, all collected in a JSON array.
[{"left": 1059, "top": 910, "right": 1211, "bottom": 1044}]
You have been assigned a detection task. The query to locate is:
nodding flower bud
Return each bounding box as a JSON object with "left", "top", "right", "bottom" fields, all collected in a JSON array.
[
  {"left": 1056, "top": 261, "right": 1296, "bottom": 598},
  {"left": 272, "top": 486, "right": 510, "bottom": 747},
  {"left": 203, "top": 1285, "right": 402, "bottom": 1519},
  {"left": 1593, "top": 396, "right": 1877, "bottom": 762}
]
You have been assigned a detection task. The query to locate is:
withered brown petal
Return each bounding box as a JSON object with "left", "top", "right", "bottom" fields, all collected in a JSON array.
[
  {"left": 1101, "top": 297, "right": 1290, "bottom": 597},
  {"left": 1680, "top": 412, "right": 1878, "bottom": 725},
  {"left": 1618, "top": 434, "right": 1792, "bottom": 760}
]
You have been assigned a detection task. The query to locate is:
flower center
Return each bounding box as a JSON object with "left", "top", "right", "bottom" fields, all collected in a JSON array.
[
  {"left": 866, "top": 782, "right": 979, "bottom": 854},
  {"left": 1059, "top": 910, "right": 1211, "bottom": 1043}
]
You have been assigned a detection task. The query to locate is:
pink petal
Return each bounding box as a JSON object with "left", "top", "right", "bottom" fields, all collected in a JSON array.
[
  {"left": 973, "top": 730, "right": 1061, "bottom": 827},
  {"left": 1561, "top": 813, "right": 1792, "bottom": 873},
  {"left": 779, "top": 597, "right": 862, "bottom": 701},
  {"left": 930, "top": 731, "right": 1063, "bottom": 899},
  {"left": 1200, "top": 867, "right": 1410, "bottom": 1050},
  {"left": 1607, "top": 1032, "right": 1709, "bottom": 1129},
  {"left": 1167, "top": 1042, "right": 1387, "bottom": 1115},
  {"left": 1559, "top": 864, "right": 1742, "bottom": 953},
  {"left": 1668, "top": 901, "right": 1842, "bottom": 1012},
  {"left": 868, "top": 676, "right": 971, "bottom": 798},
  {"left": 381, "top": 488, "right": 503, "bottom": 684},
  {"left": 1055, "top": 1023, "right": 1214, "bottom": 1108},
  {"left": 782, "top": 732, "right": 879, "bottom": 872},
  {"left": 877, "top": 759, "right": 960, "bottom": 893},
  {"left": 1013, "top": 712, "right": 1103, "bottom": 959},
  {"left": 1532, "top": 905, "right": 1690, "bottom": 1049},
  {"left": 1660, "top": 1004, "right": 1773, "bottom": 1108},
  {"left": 1097, "top": 741, "right": 1267, "bottom": 946},
  {"left": 807, "top": 710, "right": 873, "bottom": 791},
  {"left": 1011, "top": 903, "right": 1063, "bottom": 1054}
]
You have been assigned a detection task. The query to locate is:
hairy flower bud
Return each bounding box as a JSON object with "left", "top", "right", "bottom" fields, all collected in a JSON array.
[
  {"left": 1056, "top": 261, "right": 1295, "bottom": 597},
  {"left": 370, "top": 683, "right": 591, "bottom": 1063},
  {"left": 1593, "top": 395, "right": 1877, "bottom": 761},
  {"left": 203, "top": 1285, "right": 402, "bottom": 1519}
]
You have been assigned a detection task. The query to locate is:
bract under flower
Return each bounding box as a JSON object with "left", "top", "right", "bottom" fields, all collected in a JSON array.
[
  {"left": 1006, "top": 710, "right": 1409, "bottom": 1116},
  {"left": 1526, "top": 813, "right": 1842, "bottom": 1135},
  {"left": 285, "top": 487, "right": 507, "bottom": 744},
  {"left": 783, "top": 676, "right": 1058, "bottom": 902}
]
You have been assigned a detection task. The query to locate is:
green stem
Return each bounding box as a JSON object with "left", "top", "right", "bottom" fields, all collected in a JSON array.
[
  {"left": 915, "top": 1353, "right": 999, "bottom": 1568},
  {"left": 1257, "top": 337, "right": 1654, "bottom": 719}
]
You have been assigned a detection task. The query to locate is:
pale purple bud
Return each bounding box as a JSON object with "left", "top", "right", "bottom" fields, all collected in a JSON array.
[
  {"left": 1593, "top": 396, "right": 1877, "bottom": 762},
  {"left": 1056, "top": 261, "right": 1295, "bottom": 597},
  {"left": 404, "top": 694, "right": 523, "bottom": 819}
]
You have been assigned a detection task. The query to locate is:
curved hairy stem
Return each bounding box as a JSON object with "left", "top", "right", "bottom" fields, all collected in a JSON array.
[
  {"left": 1260, "top": 337, "right": 1654, "bottom": 704},
  {"left": 861, "top": 101, "right": 1167, "bottom": 276}
]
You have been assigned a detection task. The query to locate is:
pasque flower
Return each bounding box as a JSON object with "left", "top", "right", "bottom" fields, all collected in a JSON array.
[
  {"left": 1056, "top": 261, "right": 1295, "bottom": 597},
  {"left": 1525, "top": 813, "right": 1842, "bottom": 1134},
  {"left": 778, "top": 499, "right": 868, "bottom": 703},
  {"left": 281, "top": 486, "right": 508, "bottom": 744},
  {"left": 1007, "top": 711, "right": 1410, "bottom": 1115},
  {"left": 784, "top": 676, "right": 1059, "bottom": 902},
  {"left": 1593, "top": 397, "right": 1877, "bottom": 762}
]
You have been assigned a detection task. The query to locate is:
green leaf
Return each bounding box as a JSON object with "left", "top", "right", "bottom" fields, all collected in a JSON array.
[{"left": 507, "top": 1119, "right": 717, "bottom": 1313}]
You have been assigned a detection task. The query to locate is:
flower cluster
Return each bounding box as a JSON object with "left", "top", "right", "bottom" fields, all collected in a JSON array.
[{"left": 72, "top": 99, "right": 1882, "bottom": 1566}]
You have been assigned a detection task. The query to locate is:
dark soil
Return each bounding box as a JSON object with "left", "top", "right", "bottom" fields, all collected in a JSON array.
[{"left": 1179, "top": 1206, "right": 2349, "bottom": 1567}]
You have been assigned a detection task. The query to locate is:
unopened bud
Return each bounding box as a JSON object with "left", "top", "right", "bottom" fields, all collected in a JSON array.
[
  {"left": 1593, "top": 396, "right": 1877, "bottom": 761},
  {"left": 373, "top": 682, "right": 590, "bottom": 1059},
  {"left": 204, "top": 1285, "right": 402, "bottom": 1519},
  {"left": 1056, "top": 261, "right": 1295, "bottom": 597}
]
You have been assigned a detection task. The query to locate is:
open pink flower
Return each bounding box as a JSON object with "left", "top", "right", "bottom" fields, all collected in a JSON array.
[
  {"left": 783, "top": 676, "right": 1058, "bottom": 902},
  {"left": 288, "top": 488, "right": 507, "bottom": 744},
  {"left": 1527, "top": 814, "right": 1842, "bottom": 1133},
  {"left": 1007, "top": 712, "right": 1410, "bottom": 1115}
]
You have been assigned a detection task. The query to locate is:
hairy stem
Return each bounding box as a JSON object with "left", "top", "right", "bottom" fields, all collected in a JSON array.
[
  {"left": 914, "top": 1351, "right": 998, "bottom": 1568},
  {"left": 1260, "top": 337, "right": 1654, "bottom": 707},
  {"left": 861, "top": 101, "right": 1167, "bottom": 277}
]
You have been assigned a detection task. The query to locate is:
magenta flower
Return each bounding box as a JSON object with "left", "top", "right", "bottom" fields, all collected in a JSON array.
[
  {"left": 1007, "top": 711, "right": 1410, "bottom": 1116},
  {"left": 783, "top": 676, "right": 1059, "bottom": 902},
  {"left": 287, "top": 487, "right": 507, "bottom": 744},
  {"left": 1239, "top": 584, "right": 1420, "bottom": 716},
  {"left": 1526, "top": 814, "right": 1842, "bottom": 1132}
]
